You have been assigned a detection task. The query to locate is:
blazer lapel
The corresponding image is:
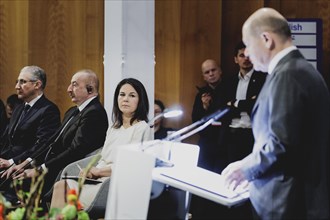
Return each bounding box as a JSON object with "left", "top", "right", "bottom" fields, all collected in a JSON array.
[
  {"left": 251, "top": 73, "right": 273, "bottom": 118},
  {"left": 9, "top": 104, "right": 24, "bottom": 136}
]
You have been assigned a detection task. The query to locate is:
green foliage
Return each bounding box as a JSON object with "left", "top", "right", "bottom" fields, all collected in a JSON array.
[{"left": 1, "top": 155, "right": 101, "bottom": 219}]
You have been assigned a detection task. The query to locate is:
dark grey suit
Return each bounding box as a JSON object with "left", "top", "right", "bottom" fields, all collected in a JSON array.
[
  {"left": 0, "top": 95, "right": 61, "bottom": 164},
  {"left": 241, "top": 50, "right": 329, "bottom": 219},
  {"left": 32, "top": 97, "right": 109, "bottom": 172}
]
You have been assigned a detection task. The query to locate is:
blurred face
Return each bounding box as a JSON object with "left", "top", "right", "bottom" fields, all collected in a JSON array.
[
  {"left": 15, "top": 71, "right": 39, "bottom": 103},
  {"left": 242, "top": 27, "right": 269, "bottom": 72},
  {"left": 154, "top": 103, "right": 163, "bottom": 127},
  {"left": 234, "top": 48, "right": 253, "bottom": 72},
  {"left": 201, "top": 61, "right": 221, "bottom": 85},
  {"left": 118, "top": 84, "right": 139, "bottom": 117},
  {"left": 5, "top": 104, "right": 13, "bottom": 118},
  {"left": 67, "top": 72, "right": 90, "bottom": 106}
]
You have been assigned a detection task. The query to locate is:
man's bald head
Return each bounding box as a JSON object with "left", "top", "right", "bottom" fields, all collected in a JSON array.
[
  {"left": 201, "top": 59, "right": 222, "bottom": 88},
  {"left": 241, "top": 8, "right": 293, "bottom": 72},
  {"left": 243, "top": 8, "right": 291, "bottom": 42}
]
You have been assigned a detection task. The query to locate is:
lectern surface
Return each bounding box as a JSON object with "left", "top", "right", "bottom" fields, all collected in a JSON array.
[{"left": 153, "top": 166, "right": 249, "bottom": 207}]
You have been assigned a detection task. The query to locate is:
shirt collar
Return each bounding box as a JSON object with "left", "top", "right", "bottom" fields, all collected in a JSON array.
[
  {"left": 78, "top": 96, "right": 97, "bottom": 112},
  {"left": 26, "top": 93, "right": 43, "bottom": 107},
  {"left": 238, "top": 68, "right": 253, "bottom": 80},
  {"left": 268, "top": 46, "right": 297, "bottom": 74}
]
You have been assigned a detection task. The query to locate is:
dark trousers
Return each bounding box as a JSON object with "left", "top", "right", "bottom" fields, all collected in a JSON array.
[{"left": 226, "top": 127, "right": 254, "bottom": 163}]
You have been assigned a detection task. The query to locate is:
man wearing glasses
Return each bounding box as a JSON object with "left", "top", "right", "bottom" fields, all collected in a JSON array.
[{"left": 0, "top": 65, "right": 61, "bottom": 203}]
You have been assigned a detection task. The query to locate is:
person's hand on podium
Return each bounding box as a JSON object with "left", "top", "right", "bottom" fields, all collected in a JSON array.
[{"left": 221, "top": 160, "right": 249, "bottom": 192}]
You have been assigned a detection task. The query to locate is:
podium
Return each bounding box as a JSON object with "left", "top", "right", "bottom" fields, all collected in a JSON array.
[{"left": 105, "top": 140, "right": 249, "bottom": 219}]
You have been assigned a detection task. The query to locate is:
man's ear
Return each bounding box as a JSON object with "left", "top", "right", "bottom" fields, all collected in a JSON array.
[
  {"left": 234, "top": 56, "right": 238, "bottom": 64},
  {"left": 260, "top": 32, "right": 274, "bottom": 49},
  {"left": 34, "top": 80, "right": 42, "bottom": 90}
]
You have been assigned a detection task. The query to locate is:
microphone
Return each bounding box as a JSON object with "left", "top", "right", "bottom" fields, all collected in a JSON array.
[
  {"left": 164, "top": 107, "right": 230, "bottom": 142},
  {"left": 149, "top": 107, "right": 183, "bottom": 128}
]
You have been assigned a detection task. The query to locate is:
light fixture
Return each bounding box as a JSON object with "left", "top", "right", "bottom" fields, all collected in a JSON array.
[{"left": 149, "top": 107, "right": 183, "bottom": 127}]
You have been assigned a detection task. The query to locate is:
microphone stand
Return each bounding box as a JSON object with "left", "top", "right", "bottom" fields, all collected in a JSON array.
[
  {"left": 164, "top": 107, "right": 230, "bottom": 142},
  {"left": 150, "top": 107, "right": 230, "bottom": 167}
]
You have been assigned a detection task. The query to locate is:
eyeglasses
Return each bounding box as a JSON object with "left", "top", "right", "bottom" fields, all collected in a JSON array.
[{"left": 16, "top": 79, "right": 37, "bottom": 85}]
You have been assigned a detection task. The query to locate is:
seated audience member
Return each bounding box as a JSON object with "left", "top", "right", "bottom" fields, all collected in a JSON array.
[
  {"left": 5, "top": 94, "right": 23, "bottom": 120},
  {"left": 50, "top": 78, "right": 152, "bottom": 210},
  {"left": 2, "top": 69, "right": 109, "bottom": 201},
  {"left": 153, "top": 99, "right": 174, "bottom": 139},
  {"left": 0, "top": 100, "right": 6, "bottom": 137},
  {"left": 0, "top": 66, "right": 61, "bottom": 203},
  {"left": 0, "top": 94, "right": 23, "bottom": 138}
]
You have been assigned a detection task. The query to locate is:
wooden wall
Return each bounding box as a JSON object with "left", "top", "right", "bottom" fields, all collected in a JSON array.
[
  {"left": 0, "top": 0, "right": 104, "bottom": 119},
  {"left": 155, "top": 0, "right": 222, "bottom": 143},
  {"left": 1, "top": 0, "right": 329, "bottom": 144},
  {"left": 155, "top": 0, "right": 330, "bottom": 144}
]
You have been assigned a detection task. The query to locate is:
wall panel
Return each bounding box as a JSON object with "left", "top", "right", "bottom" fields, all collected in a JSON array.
[
  {"left": 0, "top": 0, "right": 104, "bottom": 120},
  {"left": 0, "top": 1, "right": 29, "bottom": 100},
  {"left": 155, "top": 0, "right": 221, "bottom": 143}
]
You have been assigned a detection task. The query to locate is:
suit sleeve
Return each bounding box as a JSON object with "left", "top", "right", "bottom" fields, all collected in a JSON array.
[
  {"left": 44, "top": 106, "right": 108, "bottom": 171},
  {"left": 192, "top": 92, "right": 208, "bottom": 122},
  {"left": 241, "top": 69, "right": 305, "bottom": 180}
]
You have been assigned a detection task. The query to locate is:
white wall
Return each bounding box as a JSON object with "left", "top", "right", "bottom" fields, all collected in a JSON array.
[{"left": 104, "top": 0, "right": 155, "bottom": 124}]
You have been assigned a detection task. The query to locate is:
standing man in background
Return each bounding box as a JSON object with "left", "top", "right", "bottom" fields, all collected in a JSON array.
[
  {"left": 226, "top": 41, "right": 266, "bottom": 163},
  {"left": 223, "top": 41, "right": 266, "bottom": 219},
  {"left": 192, "top": 59, "right": 229, "bottom": 173},
  {"left": 0, "top": 65, "right": 61, "bottom": 203},
  {"left": 222, "top": 8, "right": 329, "bottom": 219},
  {"left": 191, "top": 59, "right": 230, "bottom": 219}
]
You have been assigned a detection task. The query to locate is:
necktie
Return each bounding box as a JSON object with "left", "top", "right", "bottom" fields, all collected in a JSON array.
[
  {"left": 12, "top": 104, "right": 31, "bottom": 136},
  {"left": 20, "top": 104, "right": 31, "bottom": 122}
]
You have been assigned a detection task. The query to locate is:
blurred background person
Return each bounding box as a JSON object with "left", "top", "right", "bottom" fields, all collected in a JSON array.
[
  {"left": 5, "top": 94, "right": 23, "bottom": 120},
  {"left": 0, "top": 100, "right": 6, "bottom": 138},
  {"left": 153, "top": 99, "right": 174, "bottom": 140},
  {"left": 0, "top": 94, "right": 23, "bottom": 138}
]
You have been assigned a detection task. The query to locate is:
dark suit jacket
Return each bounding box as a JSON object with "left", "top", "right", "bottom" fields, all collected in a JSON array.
[
  {"left": 0, "top": 95, "right": 61, "bottom": 164},
  {"left": 0, "top": 99, "right": 7, "bottom": 137},
  {"left": 227, "top": 70, "right": 266, "bottom": 117},
  {"left": 241, "top": 50, "right": 329, "bottom": 219},
  {"left": 32, "top": 97, "right": 109, "bottom": 173}
]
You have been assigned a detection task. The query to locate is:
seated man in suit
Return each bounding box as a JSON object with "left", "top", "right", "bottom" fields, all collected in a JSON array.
[
  {"left": 0, "top": 66, "right": 61, "bottom": 202},
  {"left": 2, "top": 69, "right": 109, "bottom": 202},
  {"left": 0, "top": 99, "right": 6, "bottom": 137}
]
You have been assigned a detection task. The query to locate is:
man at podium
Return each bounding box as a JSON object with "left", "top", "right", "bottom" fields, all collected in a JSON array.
[{"left": 222, "top": 8, "right": 329, "bottom": 219}]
